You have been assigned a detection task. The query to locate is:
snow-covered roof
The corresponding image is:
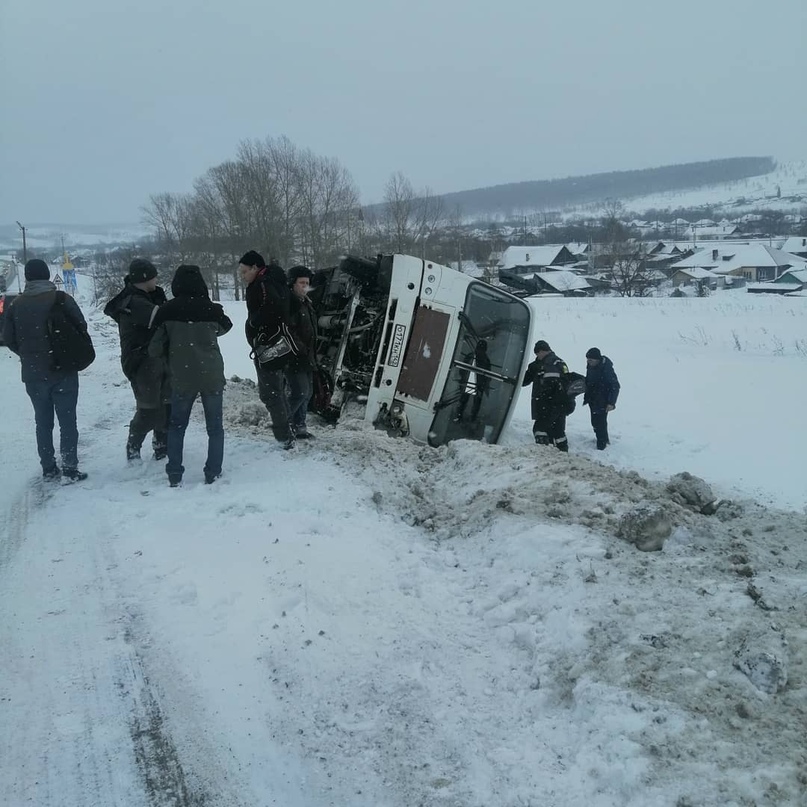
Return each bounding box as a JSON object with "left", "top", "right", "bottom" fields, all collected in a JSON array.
[
  {"left": 500, "top": 245, "right": 568, "bottom": 269},
  {"left": 672, "top": 267, "right": 719, "bottom": 280},
  {"left": 532, "top": 270, "right": 590, "bottom": 292},
  {"left": 683, "top": 224, "right": 740, "bottom": 239},
  {"left": 780, "top": 236, "right": 807, "bottom": 254},
  {"left": 775, "top": 267, "right": 807, "bottom": 284},
  {"left": 565, "top": 242, "right": 590, "bottom": 255},
  {"left": 670, "top": 244, "right": 803, "bottom": 275}
]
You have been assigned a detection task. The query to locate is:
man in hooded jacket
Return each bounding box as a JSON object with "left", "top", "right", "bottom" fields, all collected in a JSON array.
[
  {"left": 238, "top": 250, "right": 296, "bottom": 449},
  {"left": 583, "top": 347, "right": 620, "bottom": 450},
  {"left": 3, "top": 259, "right": 90, "bottom": 480},
  {"left": 149, "top": 265, "right": 232, "bottom": 486},
  {"left": 104, "top": 258, "right": 170, "bottom": 461}
]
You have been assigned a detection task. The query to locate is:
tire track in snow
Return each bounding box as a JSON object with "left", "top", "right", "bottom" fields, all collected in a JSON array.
[{"left": 0, "top": 478, "right": 220, "bottom": 806}]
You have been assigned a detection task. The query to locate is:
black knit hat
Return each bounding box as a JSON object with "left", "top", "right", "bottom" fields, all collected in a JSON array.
[
  {"left": 534, "top": 340, "right": 551, "bottom": 354},
  {"left": 586, "top": 347, "right": 602, "bottom": 360},
  {"left": 127, "top": 258, "right": 158, "bottom": 284},
  {"left": 239, "top": 250, "right": 265, "bottom": 269},
  {"left": 24, "top": 258, "right": 50, "bottom": 281},
  {"left": 288, "top": 265, "right": 313, "bottom": 285}
]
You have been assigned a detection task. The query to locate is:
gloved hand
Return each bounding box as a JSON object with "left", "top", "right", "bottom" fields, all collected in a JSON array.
[{"left": 606, "top": 404, "right": 615, "bottom": 412}]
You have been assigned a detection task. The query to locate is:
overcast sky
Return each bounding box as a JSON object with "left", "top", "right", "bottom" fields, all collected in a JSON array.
[{"left": 1, "top": 0, "right": 804, "bottom": 225}]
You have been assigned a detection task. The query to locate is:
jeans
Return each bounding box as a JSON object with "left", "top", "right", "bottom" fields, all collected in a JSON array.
[
  {"left": 24, "top": 374, "right": 80, "bottom": 471},
  {"left": 590, "top": 409, "right": 610, "bottom": 449},
  {"left": 256, "top": 363, "right": 293, "bottom": 441},
  {"left": 285, "top": 366, "right": 313, "bottom": 433},
  {"left": 166, "top": 390, "right": 224, "bottom": 481}
]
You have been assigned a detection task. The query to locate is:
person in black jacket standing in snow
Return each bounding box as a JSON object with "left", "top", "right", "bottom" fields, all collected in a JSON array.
[
  {"left": 522, "top": 339, "right": 570, "bottom": 452},
  {"left": 583, "top": 347, "right": 620, "bottom": 450},
  {"left": 285, "top": 266, "right": 318, "bottom": 439},
  {"left": 104, "top": 258, "right": 170, "bottom": 461},
  {"left": 238, "top": 250, "right": 296, "bottom": 449}
]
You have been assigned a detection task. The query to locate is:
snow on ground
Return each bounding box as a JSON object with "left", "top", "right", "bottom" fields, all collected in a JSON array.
[{"left": 1, "top": 272, "right": 805, "bottom": 806}]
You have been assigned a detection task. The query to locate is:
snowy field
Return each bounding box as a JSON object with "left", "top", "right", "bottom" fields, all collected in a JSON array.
[{"left": 1, "top": 273, "right": 805, "bottom": 807}]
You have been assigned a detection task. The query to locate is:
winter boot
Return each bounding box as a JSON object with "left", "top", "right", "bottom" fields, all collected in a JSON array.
[
  {"left": 152, "top": 432, "right": 168, "bottom": 461},
  {"left": 126, "top": 433, "right": 144, "bottom": 462},
  {"left": 42, "top": 465, "right": 61, "bottom": 480},
  {"left": 62, "top": 468, "right": 88, "bottom": 482}
]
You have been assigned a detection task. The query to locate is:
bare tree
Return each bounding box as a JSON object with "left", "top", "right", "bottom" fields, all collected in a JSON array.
[
  {"left": 140, "top": 192, "right": 195, "bottom": 264},
  {"left": 141, "top": 134, "right": 364, "bottom": 296},
  {"left": 381, "top": 171, "right": 416, "bottom": 253},
  {"left": 608, "top": 241, "right": 655, "bottom": 297},
  {"left": 376, "top": 172, "right": 446, "bottom": 258},
  {"left": 411, "top": 186, "right": 445, "bottom": 258}
]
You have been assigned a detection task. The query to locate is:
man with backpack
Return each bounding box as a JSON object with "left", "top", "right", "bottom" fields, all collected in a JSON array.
[
  {"left": 583, "top": 347, "right": 620, "bottom": 450},
  {"left": 522, "top": 339, "right": 570, "bottom": 452},
  {"left": 3, "top": 259, "right": 91, "bottom": 481},
  {"left": 104, "top": 258, "right": 170, "bottom": 462}
]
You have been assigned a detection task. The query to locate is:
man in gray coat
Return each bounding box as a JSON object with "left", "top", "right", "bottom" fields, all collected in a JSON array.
[
  {"left": 3, "top": 259, "right": 89, "bottom": 481},
  {"left": 104, "top": 258, "right": 170, "bottom": 461},
  {"left": 149, "top": 265, "right": 232, "bottom": 486}
]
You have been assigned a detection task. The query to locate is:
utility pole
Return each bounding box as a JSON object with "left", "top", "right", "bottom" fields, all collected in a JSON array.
[{"left": 15, "top": 221, "right": 27, "bottom": 263}]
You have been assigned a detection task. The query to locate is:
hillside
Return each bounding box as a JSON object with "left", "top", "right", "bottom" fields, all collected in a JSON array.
[{"left": 431, "top": 157, "right": 775, "bottom": 218}]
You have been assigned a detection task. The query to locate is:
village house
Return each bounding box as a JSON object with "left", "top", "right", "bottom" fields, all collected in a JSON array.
[
  {"left": 682, "top": 224, "right": 741, "bottom": 241},
  {"left": 779, "top": 236, "right": 807, "bottom": 259},
  {"left": 671, "top": 266, "right": 721, "bottom": 289},
  {"left": 669, "top": 243, "right": 804, "bottom": 283},
  {"left": 497, "top": 245, "right": 577, "bottom": 290}
]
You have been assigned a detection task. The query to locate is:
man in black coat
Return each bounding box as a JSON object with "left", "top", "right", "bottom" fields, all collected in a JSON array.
[
  {"left": 522, "top": 339, "right": 570, "bottom": 451},
  {"left": 285, "top": 265, "right": 318, "bottom": 439},
  {"left": 3, "top": 259, "right": 90, "bottom": 480},
  {"left": 104, "top": 258, "right": 170, "bottom": 461},
  {"left": 583, "top": 347, "right": 620, "bottom": 450},
  {"left": 239, "top": 250, "right": 295, "bottom": 449}
]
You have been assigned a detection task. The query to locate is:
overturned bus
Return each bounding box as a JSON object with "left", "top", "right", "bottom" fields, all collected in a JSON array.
[{"left": 309, "top": 254, "right": 533, "bottom": 447}]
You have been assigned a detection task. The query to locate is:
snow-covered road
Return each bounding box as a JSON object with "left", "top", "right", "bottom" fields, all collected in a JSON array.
[{"left": 1, "top": 279, "right": 805, "bottom": 806}]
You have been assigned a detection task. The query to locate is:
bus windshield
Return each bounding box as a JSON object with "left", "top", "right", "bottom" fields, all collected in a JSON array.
[{"left": 429, "top": 282, "right": 531, "bottom": 446}]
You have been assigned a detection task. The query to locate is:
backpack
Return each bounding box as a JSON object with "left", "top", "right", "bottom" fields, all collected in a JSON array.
[
  {"left": 47, "top": 291, "right": 96, "bottom": 372},
  {"left": 562, "top": 371, "right": 586, "bottom": 415}
]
